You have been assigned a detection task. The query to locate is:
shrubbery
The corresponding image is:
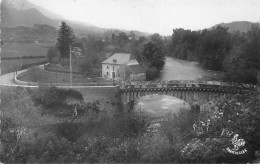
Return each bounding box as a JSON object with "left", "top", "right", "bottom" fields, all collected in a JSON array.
[
  {"left": 1, "top": 87, "right": 259, "bottom": 164},
  {"left": 32, "top": 86, "right": 83, "bottom": 107}
]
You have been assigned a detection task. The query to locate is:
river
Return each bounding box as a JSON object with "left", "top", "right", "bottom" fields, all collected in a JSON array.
[
  {"left": 158, "top": 57, "right": 215, "bottom": 81},
  {"left": 134, "top": 57, "right": 217, "bottom": 121}
]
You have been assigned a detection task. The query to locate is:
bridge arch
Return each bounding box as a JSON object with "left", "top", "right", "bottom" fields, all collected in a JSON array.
[
  {"left": 118, "top": 81, "right": 255, "bottom": 112},
  {"left": 120, "top": 87, "right": 234, "bottom": 107}
]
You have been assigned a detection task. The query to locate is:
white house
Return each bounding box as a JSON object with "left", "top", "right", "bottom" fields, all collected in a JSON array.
[{"left": 101, "top": 53, "right": 145, "bottom": 81}]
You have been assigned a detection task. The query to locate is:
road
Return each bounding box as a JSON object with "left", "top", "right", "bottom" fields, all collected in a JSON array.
[
  {"left": 0, "top": 57, "right": 217, "bottom": 87},
  {"left": 0, "top": 69, "right": 29, "bottom": 87},
  {"left": 0, "top": 65, "right": 115, "bottom": 88}
]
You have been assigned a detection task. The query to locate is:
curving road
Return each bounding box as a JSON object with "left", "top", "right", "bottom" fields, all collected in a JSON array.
[
  {"left": 0, "top": 65, "right": 115, "bottom": 88},
  {"left": 0, "top": 57, "right": 217, "bottom": 87},
  {"left": 0, "top": 69, "right": 30, "bottom": 87}
]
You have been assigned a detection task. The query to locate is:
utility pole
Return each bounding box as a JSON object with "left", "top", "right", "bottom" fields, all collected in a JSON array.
[
  {"left": 70, "top": 45, "right": 72, "bottom": 88},
  {"left": 112, "top": 59, "right": 117, "bottom": 86},
  {"left": 113, "top": 64, "right": 114, "bottom": 86}
]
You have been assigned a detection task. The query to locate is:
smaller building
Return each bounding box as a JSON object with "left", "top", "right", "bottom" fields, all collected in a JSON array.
[
  {"left": 126, "top": 64, "right": 146, "bottom": 81},
  {"left": 72, "top": 47, "right": 83, "bottom": 58}
]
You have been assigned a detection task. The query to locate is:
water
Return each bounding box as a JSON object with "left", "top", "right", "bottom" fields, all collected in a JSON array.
[
  {"left": 134, "top": 94, "right": 190, "bottom": 122},
  {"left": 158, "top": 57, "right": 209, "bottom": 81},
  {"left": 133, "top": 57, "right": 210, "bottom": 122}
]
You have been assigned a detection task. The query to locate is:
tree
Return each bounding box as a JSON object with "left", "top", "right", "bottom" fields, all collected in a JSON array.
[
  {"left": 196, "top": 26, "right": 231, "bottom": 70},
  {"left": 140, "top": 41, "right": 165, "bottom": 69},
  {"left": 47, "top": 46, "right": 60, "bottom": 64},
  {"left": 138, "top": 41, "right": 165, "bottom": 80},
  {"left": 129, "top": 31, "right": 136, "bottom": 41},
  {"left": 118, "top": 32, "right": 129, "bottom": 46},
  {"left": 150, "top": 33, "right": 164, "bottom": 51},
  {"left": 224, "top": 24, "right": 260, "bottom": 84},
  {"left": 79, "top": 55, "right": 99, "bottom": 75},
  {"left": 57, "top": 22, "right": 75, "bottom": 59},
  {"left": 223, "top": 46, "right": 257, "bottom": 83},
  {"left": 169, "top": 28, "right": 200, "bottom": 60}
]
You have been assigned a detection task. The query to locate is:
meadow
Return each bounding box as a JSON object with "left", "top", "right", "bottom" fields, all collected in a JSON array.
[
  {"left": 1, "top": 42, "right": 53, "bottom": 74},
  {"left": 2, "top": 42, "right": 54, "bottom": 58},
  {"left": 1, "top": 58, "right": 47, "bottom": 74},
  {"left": 17, "top": 68, "right": 119, "bottom": 86}
]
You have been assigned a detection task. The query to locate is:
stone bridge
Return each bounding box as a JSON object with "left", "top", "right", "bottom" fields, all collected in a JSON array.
[{"left": 119, "top": 80, "right": 257, "bottom": 106}]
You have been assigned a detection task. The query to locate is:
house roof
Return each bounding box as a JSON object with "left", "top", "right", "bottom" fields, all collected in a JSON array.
[
  {"left": 126, "top": 59, "right": 139, "bottom": 66},
  {"left": 101, "top": 53, "right": 131, "bottom": 64},
  {"left": 126, "top": 64, "right": 146, "bottom": 74},
  {"left": 105, "top": 52, "right": 113, "bottom": 58}
]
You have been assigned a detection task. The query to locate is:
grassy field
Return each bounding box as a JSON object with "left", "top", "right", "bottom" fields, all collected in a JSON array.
[
  {"left": 17, "top": 70, "right": 120, "bottom": 86},
  {"left": 2, "top": 42, "right": 54, "bottom": 58},
  {"left": 1, "top": 42, "right": 53, "bottom": 74},
  {"left": 1, "top": 58, "right": 47, "bottom": 74}
]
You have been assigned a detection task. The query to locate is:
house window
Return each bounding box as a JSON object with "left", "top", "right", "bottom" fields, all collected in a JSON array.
[
  {"left": 107, "top": 65, "right": 109, "bottom": 69},
  {"left": 107, "top": 72, "right": 109, "bottom": 76}
]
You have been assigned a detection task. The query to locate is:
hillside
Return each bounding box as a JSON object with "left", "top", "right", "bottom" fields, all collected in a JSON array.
[
  {"left": 211, "top": 21, "right": 260, "bottom": 33},
  {"left": 1, "top": 4, "right": 59, "bottom": 28},
  {"left": 2, "top": 24, "right": 58, "bottom": 42},
  {"left": 2, "top": 0, "right": 64, "bottom": 19},
  {"left": 1, "top": 0, "right": 150, "bottom": 37}
]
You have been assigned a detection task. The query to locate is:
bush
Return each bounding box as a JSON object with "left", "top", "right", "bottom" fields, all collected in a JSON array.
[
  {"left": 146, "top": 67, "right": 159, "bottom": 81},
  {"left": 188, "top": 91, "right": 260, "bottom": 163},
  {"left": 47, "top": 46, "right": 60, "bottom": 64},
  {"left": 32, "top": 86, "right": 83, "bottom": 107},
  {"left": 109, "top": 111, "right": 151, "bottom": 138},
  {"left": 56, "top": 121, "right": 83, "bottom": 142},
  {"left": 160, "top": 108, "right": 195, "bottom": 144}
]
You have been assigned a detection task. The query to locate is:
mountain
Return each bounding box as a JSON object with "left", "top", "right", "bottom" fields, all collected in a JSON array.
[
  {"left": 210, "top": 21, "right": 260, "bottom": 33},
  {"left": 2, "top": 25, "right": 58, "bottom": 42},
  {"left": 1, "top": 4, "right": 59, "bottom": 28},
  {"left": 2, "top": 0, "right": 64, "bottom": 19},
  {"left": 1, "top": 0, "right": 151, "bottom": 37}
]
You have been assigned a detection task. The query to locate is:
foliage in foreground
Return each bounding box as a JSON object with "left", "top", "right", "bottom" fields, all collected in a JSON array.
[
  {"left": 0, "top": 87, "right": 259, "bottom": 164},
  {"left": 32, "top": 86, "right": 83, "bottom": 107}
]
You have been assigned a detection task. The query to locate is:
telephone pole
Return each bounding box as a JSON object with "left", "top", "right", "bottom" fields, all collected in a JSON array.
[{"left": 70, "top": 45, "right": 72, "bottom": 88}]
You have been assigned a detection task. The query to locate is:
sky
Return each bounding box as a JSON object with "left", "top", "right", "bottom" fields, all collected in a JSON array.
[{"left": 28, "top": 0, "right": 260, "bottom": 35}]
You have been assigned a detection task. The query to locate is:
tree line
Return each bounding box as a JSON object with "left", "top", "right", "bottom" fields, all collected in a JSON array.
[
  {"left": 48, "top": 21, "right": 260, "bottom": 84},
  {"left": 47, "top": 21, "right": 165, "bottom": 80},
  {"left": 167, "top": 25, "right": 260, "bottom": 84}
]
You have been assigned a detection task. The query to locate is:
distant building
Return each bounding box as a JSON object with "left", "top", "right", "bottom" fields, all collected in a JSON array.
[
  {"left": 72, "top": 47, "right": 83, "bottom": 58},
  {"left": 101, "top": 53, "right": 146, "bottom": 81}
]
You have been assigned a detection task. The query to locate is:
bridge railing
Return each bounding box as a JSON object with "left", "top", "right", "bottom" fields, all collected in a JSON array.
[{"left": 119, "top": 80, "right": 258, "bottom": 91}]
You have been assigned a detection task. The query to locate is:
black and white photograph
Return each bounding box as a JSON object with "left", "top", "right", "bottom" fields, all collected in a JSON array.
[{"left": 0, "top": 0, "right": 260, "bottom": 164}]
